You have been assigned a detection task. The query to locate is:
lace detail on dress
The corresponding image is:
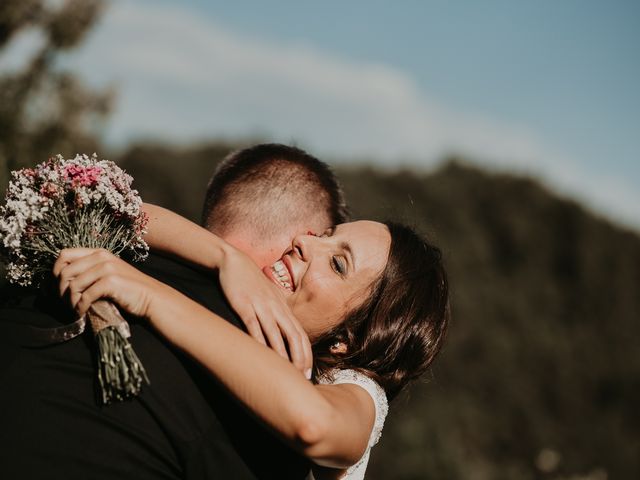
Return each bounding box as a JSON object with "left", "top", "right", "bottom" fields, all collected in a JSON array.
[{"left": 316, "top": 369, "right": 389, "bottom": 480}]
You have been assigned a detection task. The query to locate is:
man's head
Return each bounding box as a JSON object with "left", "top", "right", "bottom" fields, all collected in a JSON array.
[{"left": 202, "top": 143, "right": 349, "bottom": 267}]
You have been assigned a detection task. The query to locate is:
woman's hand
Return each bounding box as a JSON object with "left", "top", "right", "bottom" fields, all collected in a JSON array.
[
  {"left": 55, "top": 246, "right": 313, "bottom": 378},
  {"left": 218, "top": 245, "right": 313, "bottom": 379},
  {"left": 54, "top": 248, "right": 161, "bottom": 319},
  {"left": 141, "top": 203, "right": 311, "bottom": 377}
]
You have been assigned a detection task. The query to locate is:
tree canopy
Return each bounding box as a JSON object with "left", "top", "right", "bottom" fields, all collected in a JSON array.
[{"left": 0, "top": 0, "right": 110, "bottom": 189}]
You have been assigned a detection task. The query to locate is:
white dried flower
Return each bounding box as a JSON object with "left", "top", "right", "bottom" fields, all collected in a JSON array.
[{"left": 0, "top": 154, "right": 149, "bottom": 286}]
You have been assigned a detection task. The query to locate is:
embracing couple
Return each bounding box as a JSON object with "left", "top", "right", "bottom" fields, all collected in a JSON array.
[{"left": 0, "top": 144, "right": 449, "bottom": 480}]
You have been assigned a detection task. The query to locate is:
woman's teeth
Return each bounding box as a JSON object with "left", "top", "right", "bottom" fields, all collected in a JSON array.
[{"left": 271, "top": 260, "right": 293, "bottom": 291}]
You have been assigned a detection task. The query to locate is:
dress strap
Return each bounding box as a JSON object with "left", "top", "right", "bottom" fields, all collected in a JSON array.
[{"left": 320, "top": 369, "right": 388, "bottom": 447}]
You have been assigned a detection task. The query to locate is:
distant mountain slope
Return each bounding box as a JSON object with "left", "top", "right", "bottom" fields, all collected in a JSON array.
[
  {"left": 117, "top": 144, "right": 639, "bottom": 479},
  {"left": 338, "top": 162, "right": 639, "bottom": 480}
]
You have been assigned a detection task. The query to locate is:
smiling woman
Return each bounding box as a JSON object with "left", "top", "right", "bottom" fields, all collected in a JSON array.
[
  {"left": 53, "top": 204, "right": 449, "bottom": 480},
  {"left": 264, "top": 221, "right": 391, "bottom": 339}
]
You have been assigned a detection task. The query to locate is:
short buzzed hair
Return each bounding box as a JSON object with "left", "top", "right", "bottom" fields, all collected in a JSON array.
[{"left": 202, "top": 144, "right": 349, "bottom": 239}]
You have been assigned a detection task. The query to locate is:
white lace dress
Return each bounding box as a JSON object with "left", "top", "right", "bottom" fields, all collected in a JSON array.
[{"left": 308, "top": 369, "right": 389, "bottom": 480}]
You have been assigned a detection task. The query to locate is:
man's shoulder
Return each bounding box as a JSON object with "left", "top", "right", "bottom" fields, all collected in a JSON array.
[{"left": 0, "top": 281, "right": 74, "bottom": 330}]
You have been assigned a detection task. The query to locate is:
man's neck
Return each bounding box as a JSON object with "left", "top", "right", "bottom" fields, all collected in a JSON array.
[{"left": 219, "top": 232, "right": 282, "bottom": 268}]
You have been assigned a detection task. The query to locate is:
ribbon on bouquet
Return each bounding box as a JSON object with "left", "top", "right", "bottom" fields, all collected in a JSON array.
[
  {"left": 0, "top": 315, "right": 86, "bottom": 347},
  {"left": 0, "top": 299, "right": 148, "bottom": 404}
]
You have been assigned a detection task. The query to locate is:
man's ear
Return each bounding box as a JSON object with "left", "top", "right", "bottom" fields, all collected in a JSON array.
[{"left": 329, "top": 341, "right": 348, "bottom": 355}]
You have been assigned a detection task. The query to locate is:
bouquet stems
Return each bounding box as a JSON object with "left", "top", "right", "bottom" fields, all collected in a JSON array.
[
  {"left": 87, "top": 300, "right": 149, "bottom": 404},
  {"left": 0, "top": 154, "right": 151, "bottom": 404}
]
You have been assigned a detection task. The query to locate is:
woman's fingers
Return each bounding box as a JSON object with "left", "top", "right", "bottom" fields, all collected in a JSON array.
[
  {"left": 57, "top": 251, "right": 121, "bottom": 311},
  {"left": 295, "top": 322, "right": 313, "bottom": 379},
  {"left": 259, "top": 300, "right": 312, "bottom": 377},
  {"left": 64, "top": 261, "right": 116, "bottom": 309},
  {"left": 56, "top": 249, "right": 115, "bottom": 297},
  {"left": 73, "top": 277, "right": 113, "bottom": 317},
  {"left": 232, "top": 292, "right": 311, "bottom": 376},
  {"left": 240, "top": 310, "right": 268, "bottom": 346},
  {"left": 253, "top": 301, "right": 290, "bottom": 360},
  {"left": 284, "top": 318, "right": 313, "bottom": 379},
  {"left": 54, "top": 248, "right": 106, "bottom": 276},
  {"left": 280, "top": 318, "right": 305, "bottom": 374},
  {"left": 55, "top": 248, "right": 153, "bottom": 319}
]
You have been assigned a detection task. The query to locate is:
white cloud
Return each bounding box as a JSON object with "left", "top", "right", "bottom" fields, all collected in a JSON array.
[{"left": 59, "top": 1, "right": 639, "bottom": 230}]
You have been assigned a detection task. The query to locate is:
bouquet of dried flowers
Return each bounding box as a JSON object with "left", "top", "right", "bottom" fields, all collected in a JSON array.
[{"left": 0, "top": 153, "right": 150, "bottom": 403}]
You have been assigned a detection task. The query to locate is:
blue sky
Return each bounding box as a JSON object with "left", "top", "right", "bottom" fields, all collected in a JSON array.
[
  {"left": 193, "top": 0, "right": 639, "bottom": 180},
  {"left": 2, "top": 0, "right": 638, "bottom": 228}
]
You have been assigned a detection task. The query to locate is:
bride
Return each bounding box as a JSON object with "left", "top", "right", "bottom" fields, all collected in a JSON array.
[{"left": 53, "top": 205, "right": 449, "bottom": 480}]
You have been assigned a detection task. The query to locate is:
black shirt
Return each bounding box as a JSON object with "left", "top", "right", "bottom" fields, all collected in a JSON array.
[{"left": 0, "top": 253, "right": 310, "bottom": 480}]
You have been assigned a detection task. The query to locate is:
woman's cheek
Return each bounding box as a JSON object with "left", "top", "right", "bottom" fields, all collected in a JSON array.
[{"left": 295, "top": 300, "right": 340, "bottom": 338}]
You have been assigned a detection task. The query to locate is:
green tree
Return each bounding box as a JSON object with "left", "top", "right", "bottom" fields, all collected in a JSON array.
[{"left": 0, "top": 0, "right": 111, "bottom": 190}]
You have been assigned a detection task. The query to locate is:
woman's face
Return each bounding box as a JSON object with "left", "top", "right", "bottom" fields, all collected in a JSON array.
[{"left": 263, "top": 221, "right": 391, "bottom": 339}]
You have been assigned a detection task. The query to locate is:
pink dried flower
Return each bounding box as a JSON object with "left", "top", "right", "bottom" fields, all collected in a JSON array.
[
  {"left": 0, "top": 153, "right": 148, "bottom": 286},
  {"left": 64, "top": 164, "right": 103, "bottom": 187},
  {"left": 40, "top": 182, "right": 60, "bottom": 198}
]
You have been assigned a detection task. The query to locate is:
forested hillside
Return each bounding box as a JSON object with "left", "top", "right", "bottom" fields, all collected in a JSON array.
[{"left": 117, "top": 143, "right": 640, "bottom": 479}]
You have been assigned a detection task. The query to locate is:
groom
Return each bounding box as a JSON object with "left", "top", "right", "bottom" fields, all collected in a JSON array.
[{"left": 0, "top": 144, "right": 349, "bottom": 480}]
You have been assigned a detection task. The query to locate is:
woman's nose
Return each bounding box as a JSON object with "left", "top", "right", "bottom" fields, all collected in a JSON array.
[{"left": 292, "top": 231, "right": 319, "bottom": 261}]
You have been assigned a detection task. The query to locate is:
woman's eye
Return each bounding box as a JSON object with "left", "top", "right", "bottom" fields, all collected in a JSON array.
[{"left": 332, "top": 256, "right": 346, "bottom": 275}]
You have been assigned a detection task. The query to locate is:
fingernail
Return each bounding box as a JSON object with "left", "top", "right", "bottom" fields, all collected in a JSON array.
[{"left": 305, "top": 368, "right": 312, "bottom": 380}]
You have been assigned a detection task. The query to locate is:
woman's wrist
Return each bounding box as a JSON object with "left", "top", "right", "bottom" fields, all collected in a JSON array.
[
  {"left": 144, "top": 279, "right": 191, "bottom": 327},
  {"left": 142, "top": 202, "right": 236, "bottom": 272},
  {"left": 210, "top": 239, "right": 235, "bottom": 270}
]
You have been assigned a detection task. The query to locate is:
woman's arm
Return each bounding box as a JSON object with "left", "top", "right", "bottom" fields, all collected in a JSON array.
[
  {"left": 54, "top": 248, "right": 376, "bottom": 469},
  {"left": 140, "top": 203, "right": 312, "bottom": 374},
  {"left": 142, "top": 202, "right": 225, "bottom": 270}
]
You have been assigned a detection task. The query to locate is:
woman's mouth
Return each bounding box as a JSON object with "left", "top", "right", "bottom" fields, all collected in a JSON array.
[{"left": 264, "top": 259, "right": 295, "bottom": 292}]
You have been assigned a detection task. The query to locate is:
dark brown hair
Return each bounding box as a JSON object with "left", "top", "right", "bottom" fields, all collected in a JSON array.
[
  {"left": 312, "top": 222, "right": 450, "bottom": 401},
  {"left": 201, "top": 144, "right": 349, "bottom": 234}
]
